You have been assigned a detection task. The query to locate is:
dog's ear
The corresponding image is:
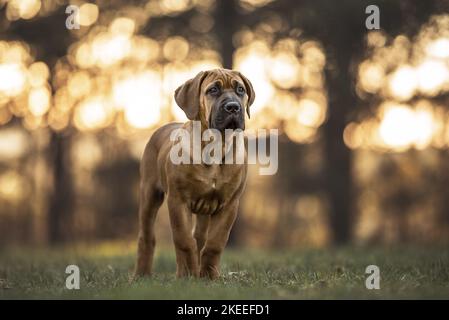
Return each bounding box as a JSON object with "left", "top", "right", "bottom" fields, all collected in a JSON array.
[
  {"left": 236, "top": 71, "right": 255, "bottom": 119},
  {"left": 174, "top": 71, "right": 209, "bottom": 120}
]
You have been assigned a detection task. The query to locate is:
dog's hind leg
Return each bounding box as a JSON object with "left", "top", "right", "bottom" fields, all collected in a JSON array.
[{"left": 134, "top": 183, "right": 164, "bottom": 278}]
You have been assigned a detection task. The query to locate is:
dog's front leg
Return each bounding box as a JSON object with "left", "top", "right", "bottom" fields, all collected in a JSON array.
[
  {"left": 194, "top": 214, "right": 210, "bottom": 264},
  {"left": 168, "top": 196, "right": 200, "bottom": 278},
  {"left": 200, "top": 201, "right": 239, "bottom": 279}
]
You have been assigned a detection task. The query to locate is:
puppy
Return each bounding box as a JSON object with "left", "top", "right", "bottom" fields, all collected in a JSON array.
[{"left": 134, "top": 68, "right": 255, "bottom": 279}]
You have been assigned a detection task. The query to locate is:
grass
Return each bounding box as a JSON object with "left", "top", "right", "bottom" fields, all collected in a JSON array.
[{"left": 1, "top": 243, "right": 449, "bottom": 299}]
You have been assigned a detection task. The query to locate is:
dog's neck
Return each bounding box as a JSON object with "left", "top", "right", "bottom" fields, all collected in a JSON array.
[{"left": 181, "top": 120, "right": 245, "bottom": 165}]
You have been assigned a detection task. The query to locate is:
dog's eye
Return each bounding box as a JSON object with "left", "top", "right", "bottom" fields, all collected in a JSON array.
[
  {"left": 207, "top": 86, "right": 219, "bottom": 95},
  {"left": 236, "top": 86, "right": 245, "bottom": 95}
]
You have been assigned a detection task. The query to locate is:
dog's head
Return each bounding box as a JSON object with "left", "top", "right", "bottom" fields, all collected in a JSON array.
[{"left": 174, "top": 68, "right": 255, "bottom": 131}]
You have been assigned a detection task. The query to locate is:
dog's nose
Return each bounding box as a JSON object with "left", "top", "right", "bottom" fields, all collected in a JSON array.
[{"left": 223, "top": 101, "right": 241, "bottom": 114}]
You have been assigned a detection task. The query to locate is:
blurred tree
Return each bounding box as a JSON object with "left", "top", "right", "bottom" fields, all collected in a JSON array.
[
  {"left": 1, "top": 0, "right": 222, "bottom": 244},
  {"left": 238, "top": 0, "right": 443, "bottom": 244},
  {"left": 349, "top": 0, "right": 449, "bottom": 242},
  {"left": 300, "top": 0, "right": 440, "bottom": 244},
  {"left": 2, "top": 0, "right": 448, "bottom": 248},
  {"left": 4, "top": 6, "right": 75, "bottom": 242},
  {"left": 235, "top": 0, "right": 365, "bottom": 244},
  {"left": 214, "top": 0, "right": 237, "bottom": 69}
]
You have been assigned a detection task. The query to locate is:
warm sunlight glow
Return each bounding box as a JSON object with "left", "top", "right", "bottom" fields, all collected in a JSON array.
[
  {"left": 0, "top": 171, "right": 24, "bottom": 201},
  {"left": 28, "top": 86, "right": 51, "bottom": 117},
  {"left": 413, "top": 107, "right": 435, "bottom": 149},
  {"left": 0, "top": 128, "right": 28, "bottom": 160},
  {"left": 367, "top": 31, "right": 387, "bottom": 48},
  {"left": 426, "top": 38, "right": 449, "bottom": 59},
  {"left": 27, "top": 61, "right": 49, "bottom": 87},
  {"left": 269, "top": 52, "right": 301, "bottom": 89},
  {"left": 110, "top": 17, "right": 135, "bottom": 36},
  {"left": 91, "top": 34, "right": 132, "bottom": 67},
  {"left": 301, "top": 41, "right": 326, "bottom": 70},
  {"left": 296, "top": 98, "right": 326, "bottom": 128},
  {"left": 6, "top": 0, "right": 41, "bottom": 21},
  {"left": 233, "top": 37, "right": 326, "bottom": 137},
  {"left": 284, "top": 121, "right": 316, "bottom": 144},
  {"left": 161, "top": 0, "right": 190, "bottom": 12},
  {"left": 78, "top": 3, "right": 99, "bottom": 27},
  {"left": 358, "top": 61, "right": 385, "bottom": 93},
  {"left": 378, "top": 103, "right": 435, "bottom": 151},
  {"left": 356, "top": 16, "right": 449, "bottom": 152},
  {"left": 0, "top": 63, "right": 27, "bottom": 96},
  {"left": 388, "top": 65, "right": 417, "bottom": 100},
  {"left": 379, "top": 104, "right": 416, "bottom": 150},
  {"left": 416, "top": 59, "right": 449, "bottom": 94},
  {"left": 74, "top": 97, "right": 112, "bottom": 131},
  {"left": 163, "top": 37, "right": 190, "bottom": 62},
  {"left": 113, "top": 71, "right": 162, "bottom": 129},
  {"left": 72, "top": 135, "right": 102, "bottom": 170},
  {"left": 68, "top": 71, "right": 92, "bottom": 98},
  {"left": 343, "top": 122, "right": 364, "bottom": 149}
]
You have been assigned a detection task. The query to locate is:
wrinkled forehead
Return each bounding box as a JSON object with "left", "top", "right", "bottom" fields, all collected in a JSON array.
[{"left": 202, "top": 69, "right": 243, "bottom": 91}]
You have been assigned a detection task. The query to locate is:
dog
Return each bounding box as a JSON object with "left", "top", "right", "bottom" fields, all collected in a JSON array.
[{"left": 134, "top": 68, "right": 255, "bottom": 279}]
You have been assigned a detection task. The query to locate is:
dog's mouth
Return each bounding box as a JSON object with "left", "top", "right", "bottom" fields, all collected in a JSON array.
[
  {"left": 209, "top": 97, "right": 245, "bottom": 131},
  {"left": 223, "top": 110, "right": 245, "bottom": 131},
  {"left": 210, "top": 114, "right": 244, "bottom": 131},
  {"left": 224, "top": 117, "right": 241, "bottom": 130}
]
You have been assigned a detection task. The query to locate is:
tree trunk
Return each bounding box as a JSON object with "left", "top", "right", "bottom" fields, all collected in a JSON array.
[
  {"left": 322, "top": 51, "right": 355, "bottom": 245},
  {"left": 437, "top": 149, "right": 449, "bottom": 228},
  {"left": 323, "top": 36, "right": 358, "bottom": 245},
  {"left": 47, "top": 130, "right": 73, "bottom": 244},
  {"left": 214, "top": 0, "right": 242, "bottom": 246},
  {"left": 214, "top": 0, "right": 237, "bottom": 69}
]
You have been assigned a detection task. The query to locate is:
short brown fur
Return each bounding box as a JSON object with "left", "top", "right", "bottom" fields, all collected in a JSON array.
[{"left": 134, "top": 69, "right": 255, "bottom": 279}]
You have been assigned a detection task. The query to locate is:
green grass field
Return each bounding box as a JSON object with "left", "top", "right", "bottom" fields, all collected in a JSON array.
[{"left": 1, "top": 243, "right": 448, "bottom": 299}]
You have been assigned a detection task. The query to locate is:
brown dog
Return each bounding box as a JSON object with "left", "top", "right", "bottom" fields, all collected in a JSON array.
[{"left": 134, "top": 69, "right": 255, "bottom": 279}]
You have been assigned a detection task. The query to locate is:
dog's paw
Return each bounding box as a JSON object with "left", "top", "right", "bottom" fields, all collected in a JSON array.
[{"left": 130, "top": 270, "right": 152, "bottom": 283}]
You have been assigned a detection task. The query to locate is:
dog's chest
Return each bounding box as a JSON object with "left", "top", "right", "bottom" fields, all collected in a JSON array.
[
  {"left": 185, "top": 165, "right": 243, "bottom": 215},
  {"left": 192, "top": 166, "right": 229, "bottom": 193}
]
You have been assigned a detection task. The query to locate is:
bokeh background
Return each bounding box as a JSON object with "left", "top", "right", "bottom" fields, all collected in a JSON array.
[{"left": 1, "top": 0, "right": 449, "bottom": 250}]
